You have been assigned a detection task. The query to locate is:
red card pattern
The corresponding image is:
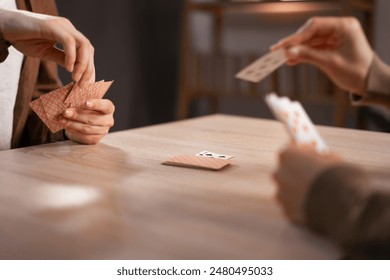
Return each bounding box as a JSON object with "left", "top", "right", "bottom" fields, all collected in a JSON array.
[
  {"left": 29, "top": 80, "right": 113, "bottom": 133},
  {"left": 162, "top": 155, "right": 230, "bottom": 171},
  {"left": 65, "top": 80, "right": 113, "bottom": 108}
]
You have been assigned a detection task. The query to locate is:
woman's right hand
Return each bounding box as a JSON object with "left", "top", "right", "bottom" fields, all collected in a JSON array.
[
  {"left": 271, "top": 17, "right": 374, "bottom": 94},
  {"left": 0, "top": 8, "right": 95, "bottom": 87}
]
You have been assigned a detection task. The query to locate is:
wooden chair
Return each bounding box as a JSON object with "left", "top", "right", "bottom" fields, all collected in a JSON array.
[{"left": 176, "top": 0, "right": 375, "bottom": 127}]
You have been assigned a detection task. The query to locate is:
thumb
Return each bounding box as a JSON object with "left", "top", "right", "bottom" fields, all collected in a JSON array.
[{"left": 286, "top": 45, "right": 333, "bottom": 70}]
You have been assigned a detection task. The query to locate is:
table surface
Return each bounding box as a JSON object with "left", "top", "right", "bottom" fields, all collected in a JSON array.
[{"left": 1, "top": 114, "right": 389, "bottom": 260}]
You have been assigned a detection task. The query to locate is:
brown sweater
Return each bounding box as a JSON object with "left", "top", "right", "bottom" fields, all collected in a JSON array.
[
  {"left": 1, "top": 0, "right": 65, "bottom": 149},
  {"left": 305, "top": 55, "right": 390, "bottom": 259}
]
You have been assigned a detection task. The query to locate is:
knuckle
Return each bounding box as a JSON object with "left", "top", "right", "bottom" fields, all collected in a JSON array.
[
  {"left": 344, "top": 17, "right": 359, "bottom": 26},
  {"left": 308, "top": 17, "right": 319, "bottom": 26},
  {"left": 59, "top": 16, "right": 72, "bottom": 26},
  {"left": 63, "top": 34, "right": 76, "bottom": 45},
  {"left": 81, "top": 124, "right": 93, "bottom": 134},
  {"left": 329, "top": 55, "right": 342, "bottom": 68},
  {"left": 87, "top": 115, "right": 96, "bottom": 124}
]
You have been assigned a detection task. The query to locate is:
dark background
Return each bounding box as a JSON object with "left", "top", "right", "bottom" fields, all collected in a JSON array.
[{"left": 57, "top": 0, "right": 184, "bottom": 131}]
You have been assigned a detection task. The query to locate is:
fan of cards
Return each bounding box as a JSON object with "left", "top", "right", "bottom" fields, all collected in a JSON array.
[
  {"left": 29, "top": 80, "right": 113, "bottom": 133},
  {"left": 265, "top": 93, "right": 328, "bottom": 153}
]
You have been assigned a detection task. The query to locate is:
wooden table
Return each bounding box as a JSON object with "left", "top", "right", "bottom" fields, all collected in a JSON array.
[{"left": 1, "top": 114, "right": 389, "bottom": 259}]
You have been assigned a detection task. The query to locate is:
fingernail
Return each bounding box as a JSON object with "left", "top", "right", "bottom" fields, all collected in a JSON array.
[
  {"left": 297, "top": 18, "right": 312, "bottom": 33},
  {"left": 65, "top": 109, "right": 73, "bottom": 117},
  {"left": 86, "top": 101, "right": 94, "bottom": 108},
  {"left": 270, "top": 40, "right": 281, "bottom": 50},
  {"left": 289, "top": 46, "right": 300, "bottom": 58}
]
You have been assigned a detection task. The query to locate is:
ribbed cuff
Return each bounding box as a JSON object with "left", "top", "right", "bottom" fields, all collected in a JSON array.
[{"left": 350, "top": 55, "right": 390, "bottom": 108}]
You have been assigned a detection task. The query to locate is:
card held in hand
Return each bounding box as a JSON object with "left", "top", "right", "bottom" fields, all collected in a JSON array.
[
  {"left": 29, "top": 80, "right": 113, "bottom": 133},
  {"left": 265, "top": 92, "right": 329, "bottom": 153},
  {"left": 235, "top": 48, "right": 287, "bottom": 83},
  {"left": 162, "top": 155, "right": 230, "bottom": 171}
]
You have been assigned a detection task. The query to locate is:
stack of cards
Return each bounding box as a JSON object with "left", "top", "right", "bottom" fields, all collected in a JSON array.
[
  {"left": 29, "top": 80, "right": 113, "bottom": 133},
  {"left": 265, "top": 93, "right": 329, "bottom": 153}
]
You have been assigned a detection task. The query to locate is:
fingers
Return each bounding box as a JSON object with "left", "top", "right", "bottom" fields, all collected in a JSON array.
[
  {"left": 61, "top": 99, "right": 115, "bottom": 145},
  {"left": 43, "top": 17, "right": 95, "bottom": 86},
  {"left": 75, "top": 44, "right": 95, "bottom": 87},
  {"left": 271, "top": 18, "right": 316, "bottom": 50},
  {"left": 41, "top": 45, "right": 66, "bottom": 67},
  {"left": 63, "top": 106, "right": 114, "bottom": 128},
  {"left": 64, "top": 129, "right": 103, "bottom": 145},
  {"left": 285, "top": 45, "right": 334, "bottom": 71},
  {"left": 72, "top": 33, "right": 95, "bottom": 86},
  {"left": 271, "top": 17, "right": 340, "bottom": 51},
  {"left": 65, "top": 120, "right": 110, "bottom": 136},
  {"left": 2, "top": 9, "right": 95, "bottom": 86},
  {"left": 83, "top": 99, "right": 115, "bottom": 114}
]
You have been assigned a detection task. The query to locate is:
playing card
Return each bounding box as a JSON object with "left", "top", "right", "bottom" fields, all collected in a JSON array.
[
  {"left": 265, "top": 92, "right": 329, "bottom": 153},
  {"left": 196, "top": 151, "right": 234, "bottom": 160},
  {"left": 162, "top": 155, "right": 230, "bottom": 171},
  {"left": 29, "top": 98, "right": 65, "bottom": 133},
  {"left": 235, "top": 48, "right": 287, "bottom": 83},
  {"left": 290, "top": 101, "right": 328, "bottom": 152},
  {"left": 29, "top": 80, "right": 114, "bottom": 133},
  {"left": 40, "top": 82, "right": 73, "bottom": 121},
  {"left": 65, "top": 80, "right": 113, "bottom": 108}
]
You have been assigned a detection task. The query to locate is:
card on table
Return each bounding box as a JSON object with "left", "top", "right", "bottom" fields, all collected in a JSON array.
[
  {"left": 162, "top": 155, "right": 230, "bottom": 171},
  {"left": 265, "top": 92, "right": 329, "bottom": 153},
  {"left": 195, "top": 150, "right": 234, "bottom": 160},
  {"left": 235, "top": 48, "right": 287, "bottom": 83},
  {"left": 29, "top": 80, "right": 113, "bottom": 133}
]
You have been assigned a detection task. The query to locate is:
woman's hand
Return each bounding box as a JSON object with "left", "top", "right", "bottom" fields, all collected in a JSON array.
[
  {"left": 272, "top": 17, "right": 374, "bottom": 94},
  {"left": 273, "top": 144, "right": 342, "bottom": 224},
  {"left": 0, "top": 8, "right": 95, "bottom": 87}
]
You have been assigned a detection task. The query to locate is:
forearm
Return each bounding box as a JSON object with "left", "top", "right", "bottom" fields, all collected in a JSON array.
[{"left": 304, "top": 164, "right": 390, "bottom": 259}]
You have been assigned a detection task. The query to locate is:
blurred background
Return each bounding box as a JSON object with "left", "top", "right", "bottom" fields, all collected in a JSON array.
[{"left": 57, "top": 0, "right": 390, "bottom": 133}]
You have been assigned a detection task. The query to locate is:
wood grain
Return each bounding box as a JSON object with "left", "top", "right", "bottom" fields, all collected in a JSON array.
[{"left": 0, "top": 114, "right": 388, "bottom": 259}]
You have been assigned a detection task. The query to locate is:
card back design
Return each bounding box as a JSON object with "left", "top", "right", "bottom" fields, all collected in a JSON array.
[
  {"left": 66, "top": 80, "right": 113, "bottom": 107},
  {"left": 162, "top": 155, "right": 230, "bottom": 171},
  {"left": 29, "top": 80, "right": 114, "bottom": 133}
]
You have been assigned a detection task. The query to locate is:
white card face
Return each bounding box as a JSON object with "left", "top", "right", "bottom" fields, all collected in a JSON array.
[
  {"left": 196, "top": 151, "right": 234, "bottom": 160},
  {"left": 265, "top": 93, "right": 329, "bottom": 153},
  {"left": 235, "top": 48, "right": 287, "bottom": 83}
]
